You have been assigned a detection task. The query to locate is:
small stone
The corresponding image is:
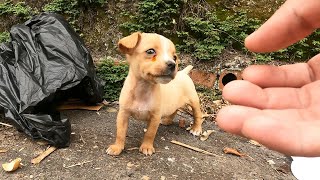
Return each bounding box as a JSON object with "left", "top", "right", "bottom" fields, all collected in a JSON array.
[{"left": 168, "top": 158, "right": 175, "bottom": 163}]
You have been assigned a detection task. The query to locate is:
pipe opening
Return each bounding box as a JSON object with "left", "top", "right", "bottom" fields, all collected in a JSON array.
[{"left": 221, "top": 73, "right": 237, "bottom": 86}]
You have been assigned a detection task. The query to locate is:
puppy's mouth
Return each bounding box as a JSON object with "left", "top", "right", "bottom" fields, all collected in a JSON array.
[{"left": 152, "top": 73, "right": 175, "bottom": 84}]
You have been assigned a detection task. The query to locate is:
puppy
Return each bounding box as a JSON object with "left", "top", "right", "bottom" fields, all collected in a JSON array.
[{"left": 107, "top": 32, "right": 203, "bottom": 156}]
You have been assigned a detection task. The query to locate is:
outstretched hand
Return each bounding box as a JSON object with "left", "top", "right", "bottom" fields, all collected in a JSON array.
[{"left": 216, "top": 0, "right": 320, "bottom": 156}]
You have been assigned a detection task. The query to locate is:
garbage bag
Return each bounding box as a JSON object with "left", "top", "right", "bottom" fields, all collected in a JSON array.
[{"left": 0, "top": 12, "right": 103, "bottom": 147}]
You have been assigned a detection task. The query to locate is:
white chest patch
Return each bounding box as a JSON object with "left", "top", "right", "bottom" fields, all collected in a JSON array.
[{"left": 129, "top": 92, "right": 154, "bottom": 120}]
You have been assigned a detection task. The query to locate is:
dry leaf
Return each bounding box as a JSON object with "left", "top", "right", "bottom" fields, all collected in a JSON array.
[
  {"left": 212, "top": 100, "right": 222, "bottom": 107},
  {"left": 106, "top": 107, "right": 118, "bottom": 113},
  {"left": 223, "top": 147, "right": 245, "bottom": 157},
  {"left": 127, "top": 162, "right": 134, "bottom": 168},
  {"left": 249, "top": 140, "right": 262, "bottom": 147},
  {"left": 142, "top": 175, "right": 150, "bottom": 180},
  {"left": 102, "top": 100, "right": 110, "bottom": 106},
  {"left": 267, "top": 160, "right": 275, "bottom": 165},
  {"left": 200, "top": 130, "right": 215, "bottom": 141},
  {"left": 2, "top": 158, "right": 22, "bottom": 172},
  {"left": 276, "top": 164, "right": 290, "bottom": 174},
  {"left": 179, "top": 119, "right": 186, "bottom": 128}
]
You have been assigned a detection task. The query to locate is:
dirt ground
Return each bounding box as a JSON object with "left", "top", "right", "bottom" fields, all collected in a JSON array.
[{"left": 0, "top": 104, "right": 296, "bottom": 180}]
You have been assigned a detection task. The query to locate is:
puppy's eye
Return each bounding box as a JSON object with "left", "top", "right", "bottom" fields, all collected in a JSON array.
[
  {"left": 173, "top": 55, "right": 178, "bottom": 62},
  {"left": 146, "top": 49, "right": 156, "bottom": 55}
]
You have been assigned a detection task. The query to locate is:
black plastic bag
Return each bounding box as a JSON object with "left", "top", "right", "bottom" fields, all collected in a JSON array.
[{"left": 0, "top": 13, "right": 103, "bottom": 147}]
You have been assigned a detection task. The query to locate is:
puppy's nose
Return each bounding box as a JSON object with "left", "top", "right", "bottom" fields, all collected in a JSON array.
[{"left": 166, "top": 61, "right": 176, "bottom": 71}]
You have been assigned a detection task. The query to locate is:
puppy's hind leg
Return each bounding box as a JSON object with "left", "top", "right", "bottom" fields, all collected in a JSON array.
[
  {"left": 188, "top": 95, "right": 203, "bottom": 136},
  {"left": 161, "top": 111, "right": 177, "bottom": 125}
]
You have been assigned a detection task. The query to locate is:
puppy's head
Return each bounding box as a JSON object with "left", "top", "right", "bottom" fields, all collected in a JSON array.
[{"left": 118, "top": 32, "right": 178, "bottom": 84}]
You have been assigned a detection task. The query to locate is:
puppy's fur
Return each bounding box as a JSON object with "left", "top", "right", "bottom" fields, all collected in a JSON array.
[{"left": 107, "top": 32, "right": 203, "bottom": 156}]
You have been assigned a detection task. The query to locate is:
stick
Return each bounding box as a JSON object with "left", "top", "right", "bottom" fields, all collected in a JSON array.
[
  {"left": 0, "top": 122, "right": 13, "bottom": 127},
  {"left": 31, "top": 146, "right": 57, "bottom": 164},
  {"left": 171, "top": 140, "right": 221, "bottom": 157},
  {"left": 0, "top": 149, "right": 8, "bottom": 153},
  {"left": 126, "top": 147, "right": 139, "bottom": 151},
  {"left": 64, "top": 160, "right": 93, "bottom": 169}
]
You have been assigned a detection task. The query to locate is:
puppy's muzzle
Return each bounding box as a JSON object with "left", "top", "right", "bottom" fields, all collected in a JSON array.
[{"left": 166, "top": 61, "right": 176, "bottom": 74}]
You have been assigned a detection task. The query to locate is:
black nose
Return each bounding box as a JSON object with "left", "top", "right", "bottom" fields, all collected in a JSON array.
[{"left": 166, "top": 61, "right": 176, "bottom": 71}]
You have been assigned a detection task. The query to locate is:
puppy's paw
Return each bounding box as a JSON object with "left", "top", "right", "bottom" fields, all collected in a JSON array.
[
  {"left": 189, "top": 125, "right": 202, "bottom": 136},
  {"left": 139, "top": 143, "right": 155, "bottom": 155},
  {"left": 106, "top": 144, "right": 124, "bottom": 156}
]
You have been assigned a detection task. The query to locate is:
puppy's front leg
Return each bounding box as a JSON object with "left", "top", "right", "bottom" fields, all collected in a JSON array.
[
  {"left": 107, "top": 109, "right": 130, "bottom": 156},
  {"left": 140, "top": 114, "right": 161, "bottom": 155}
]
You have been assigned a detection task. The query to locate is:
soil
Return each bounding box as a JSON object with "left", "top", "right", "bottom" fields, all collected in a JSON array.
[{"left": 1, "top": 104, "right": 296, "bottom": 180}]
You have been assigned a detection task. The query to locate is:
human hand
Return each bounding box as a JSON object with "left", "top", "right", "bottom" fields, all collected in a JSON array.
[{"left": 216, "top": 0, "right": 320, "bottom": 156}]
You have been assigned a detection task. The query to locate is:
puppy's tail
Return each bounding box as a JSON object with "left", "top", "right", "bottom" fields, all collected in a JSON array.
[{"left": 181, "top": 65, "right": 193, "bottom": 74}]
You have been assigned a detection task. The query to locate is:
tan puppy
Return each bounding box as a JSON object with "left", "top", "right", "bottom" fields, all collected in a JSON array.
[{"left": 107, "top": 32, "right": 203, "bottom": 156}]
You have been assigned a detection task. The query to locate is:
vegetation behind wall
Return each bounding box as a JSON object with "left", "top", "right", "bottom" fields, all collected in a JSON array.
[{"left": 1, "top": 0, "right": 319, "bottom": 63}]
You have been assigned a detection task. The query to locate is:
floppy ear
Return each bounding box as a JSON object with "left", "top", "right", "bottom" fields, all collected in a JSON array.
[{"left": 118, "top": 32, "right": 142, "bottom": 54}]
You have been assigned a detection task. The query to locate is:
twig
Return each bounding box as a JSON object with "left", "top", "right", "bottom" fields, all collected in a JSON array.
[
  {"left": 171, "top": 140, "right": 221, "bottom": 157},
  {"left": 31, "top": 146, "right": 57, "bottom": 164},
  {"left": 80, "top": 134, "right": 86, "bottom": 144},
  {"left": 0, "top": 149, "right": 8, "bottom": 153},
  {"left": 0, "top": 122, "right": 13, "bottom": 128},
  {"left": 64, "top": 160, "right": 93, "bottom": 169},
  {"left": 126, "top": 147, "right": 139, "bottom": 151}
]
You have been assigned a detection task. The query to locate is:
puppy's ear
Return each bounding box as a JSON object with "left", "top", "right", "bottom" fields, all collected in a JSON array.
[{"left": 118, "top": 32, "right": 142, "bottom": 54}]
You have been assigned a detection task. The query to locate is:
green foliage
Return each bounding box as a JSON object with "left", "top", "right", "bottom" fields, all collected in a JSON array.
[
  {"left": 177, "top": 11, "right": 261, "bottom": 61},
  {"left": 0, "top": 1, "right": 34, "bottom": 19},
  {"left": 77, "top": 0, "right": 106, "bottom": 6},
  {"left": 120, "top": 0, "right": 184, "bottom": 36},
  {"left": 96, "top": 58, "right": 129, "bottom": 102},
  {"left": 121, "top": 1, "right": 261, "bottom": 61},
  {"left": 176, "top": 15, "right": 225, "bottom": 61},
  {"left": 43, "top": 0, "right": 107, "bottom": 30},
  {"left": 0, "top": 31, "right": 10, "bottom": 43},
  {"left": 121, "top": 1, "right": 320, "bottom": 62}
]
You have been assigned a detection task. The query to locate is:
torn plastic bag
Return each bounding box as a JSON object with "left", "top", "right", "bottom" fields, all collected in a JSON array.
[{"left": 0, "top": 12, "right": 103, "bottom": 147}]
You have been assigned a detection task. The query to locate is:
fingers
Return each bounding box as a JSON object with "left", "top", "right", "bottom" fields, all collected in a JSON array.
[
  {"left": 239, "top": 53, "right": 320, "bottom": 88},
  {"left": 217, "top": 105, "right": 320, "bottom": 156},
  {"left": 242, "top": 63, "right": 314, "bottom": 88},
  {"left": 222, "top": 80, "right": 312, "bottom": 109},
  {"left": 245, "top": 0, "right": 320, "bottom": 52}
]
